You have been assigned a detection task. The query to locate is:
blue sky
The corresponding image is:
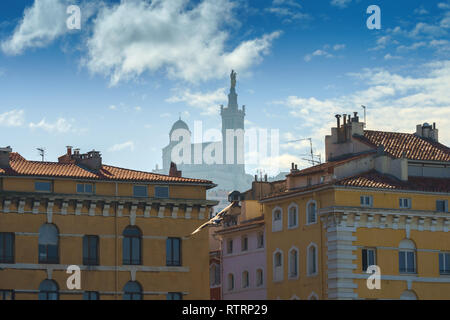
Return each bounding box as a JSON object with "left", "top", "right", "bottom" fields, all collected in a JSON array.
[{"left": 0, "top": 0, "right": 449, "bottom": 176}]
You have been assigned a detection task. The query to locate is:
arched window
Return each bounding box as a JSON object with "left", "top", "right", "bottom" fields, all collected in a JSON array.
[
  {"left": 288, "top": 203, "right": 298, "bottom": 228},
  {"left": 307, "top": 243, "right": 318, "bottom": 276},
  {"left": 242, "top": 270, "right": 249, "bottom": 288},
  {"left": 256, "top": 268, "right": 264, "bottom": 287},
  {"left": 399, "top": 239, "right": 416, "bottom": 273},
  {"left": 272, "top": 207, "right": 283, "bottom": 232},
  {"left": 38, "top": 279, "right": 59, "bottom": 300},
  {"left": 289, "top": 247, "right": 299, "bottom": 278},
  {"left": 38, "top": 224, "right": 59, "bottom": 264},
  {"left": 210, "top": 263, "right": 220, "bottom": 286},
  {"left": 273, "top": 250, "right": 283, "bottom": 281},
  {"left": 123, "top": 226, "right": 142, "bottom": 265},
  {"left": 400, "top": 290, "right": 417, "bottom": 300},
  {"left": 227, "top": 274, "right": 234, "bottom": 291},
  {"left": 306, "top": 200, "right": 317, "bottom": 224},
  {"left": 123, "top": 281, "right": 142, "bottom": 300}
]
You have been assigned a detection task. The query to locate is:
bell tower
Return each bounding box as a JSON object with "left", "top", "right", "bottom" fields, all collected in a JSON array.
[{"left": 220, "top": 70, "right": 245, "bottom": 173}]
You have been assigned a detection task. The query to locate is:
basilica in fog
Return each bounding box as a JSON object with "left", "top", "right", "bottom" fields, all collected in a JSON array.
[{"left": 154, "top": 71, "right": 254, "bottom": 191}]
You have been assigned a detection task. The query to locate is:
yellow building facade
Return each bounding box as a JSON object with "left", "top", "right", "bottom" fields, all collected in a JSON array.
[
  {"left": 0, "top": 147, "right": 217, "bottom": 300},
  {"left": 261, "top": 115, "right": 450, "bottom": 300}
]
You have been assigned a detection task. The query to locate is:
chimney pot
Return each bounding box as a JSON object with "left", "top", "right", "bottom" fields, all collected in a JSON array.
[
  {"left": 0, "top": 146, "right": 12, "bottom": 168},
  {"left": 335, "top": 114, "right": 341, "bottom": 128}
]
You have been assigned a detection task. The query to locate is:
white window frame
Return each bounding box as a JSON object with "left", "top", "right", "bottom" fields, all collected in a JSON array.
[
  {"left": 288, "top": 203, "right": 299, "bottom": 229},
  {"left": 306, "top": 200, "right": 317, "bottom": 225},
  {"left": 241, "top": 270, "right": 250, "bottom": 289},
  {"left": 241, "top": 235, "right": 248, "bottom": 252},
  {"left": 288, "top": 246, "right": 299, "bottom": 279},
  {"left": 436, "top": 200, "right": 448, "bottom": 213},
  {"left": 272, "top": 207, "right": 283, "bottom": 232},
  {"left": 362, "top": 247, "right": 377, "bottom": 272},
  {"left": 273, "top": 249, "right": 284, "bottom": 282},
  {"left": 399, "top": 239, "right": 416, "bottom": 274},
  {"left": 399, "top": 198, "right": 411, "bottom": 209},
  {"left": 227, "top": 273, "right": 235, "bottom": 292},
  {"left": 256, "top": 268, "right": 264, "bottom": 287},
  {"left": 439, "top": 252, "right": 450, "bottom": 275},
  {"left": 307, "top": 242, "right": 318, "bottom": 276},
  {"left": 360, "top": 195, "right": 373, "bottom": 207}
]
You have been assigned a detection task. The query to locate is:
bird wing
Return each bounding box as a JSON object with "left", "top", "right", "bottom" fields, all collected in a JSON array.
[{"left": 188, "top": 201, "right": 237, "bottom": 236}]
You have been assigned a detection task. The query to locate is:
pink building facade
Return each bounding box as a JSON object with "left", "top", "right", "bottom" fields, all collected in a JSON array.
[{"left": 217, "top": 216, "right": 267, "bottom": 300}]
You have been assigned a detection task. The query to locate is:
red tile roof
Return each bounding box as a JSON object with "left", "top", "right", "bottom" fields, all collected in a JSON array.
[
  {"left": 336, "top": 170, "right": 450, "bottom": 193},
  {"left": 355, "top": 130, "right": 450, "bottom": 162},
  {"left": 1, "top": 153, "right": 214, "bottom": 185}
]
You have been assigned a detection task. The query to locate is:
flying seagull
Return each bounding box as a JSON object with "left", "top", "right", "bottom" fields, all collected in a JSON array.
[{"left": 189, "top": 201, "right": 238, "bottom": 236}]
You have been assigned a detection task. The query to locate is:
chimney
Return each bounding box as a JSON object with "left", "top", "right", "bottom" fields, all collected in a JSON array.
[
  {"left": 254, "top": 174, "right": 258, "bottom": 181},
  {"left": 335, "top": 114, "right": 341, "bottom": 128},
  {"left": 78, "top": 150, "right": 102, "bottom": 171},
  {"left": 66, "top": 146, "right": 72, "bottom": 156},
  {"left": 416, "top": 122, "right": 438, "bottom": 142},
  {"left": 169, "top": 162, "right": 182, "bottom": 177},
  {"left": 0, "top": 146, "right": 12, "bottom": 168}
]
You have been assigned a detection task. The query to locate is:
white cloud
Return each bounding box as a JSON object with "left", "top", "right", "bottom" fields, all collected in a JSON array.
[
  {"left": 29, "top": 118, "right": 81, "bottom": 133},
  {"left": 273, "top": 60, "right": 450, "bottom": 155},
  {"left": 108, "top": 141, "right": 135, "bottom": 152},
  {"left": 108, "top": 105, "right": 117, "bottom": 110},
  {"left": 438, "top": 3, "right": 450, "bottom": 10},
  {"left": 304, "top": 49, "right": 333, "bottom": 62},
  {"left": 160, "top": 113, "right": 172, "bottom": 118},
  {"left": 330, "top": 0, "right": 352, "bottom": 9},
  {"left": 384, "top": 53, "right": 401, "bottom": 60},
  {"left": 134, "top": 106, "right": 142, "bottom": 112},
  {"left": 166, "top": 87, "right": 227, "bottom": 116},
  {"left": 333, "top": 44, "right": 346, "bottom": 51},
  {"left": 85, "top": 0, "right": 280, "bottom": 85},
  {"left": 1, "top": 0, "right": 68, "bottom": 55},
  {"left": 0, "top": 109, "right": 25, "bottom": 127}
]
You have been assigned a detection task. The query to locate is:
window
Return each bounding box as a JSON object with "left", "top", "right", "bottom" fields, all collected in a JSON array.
[
  {"left": 227, "top": 239, "right": 233, "bottom": 254},
  {"left": 288, "top": 203, "right": 298, "bottom": 228},
  {"left": 210, "top": 264, "right": 220, "bottom": 286},
  {"left": 399, "top": 239, "right": 416, "bottom": 274},
  {"left": 307, "top": 177, "right": 312, "bottom": 186},
  {"left": 35, "top": 181, "right": 51, "bottom": 192},
  {"left": 155, "top": 186, "right": 169, "bottom": 198},
  {"left": 38, "top": 224, "right": 59, "bottom": 264},
  {"left": 123, "top": 281, "right": 142, "bottom": 300},
  {"left": 83, "top": 291, "right": 99, "bottom": 300},
  {"left": 362, "top": 248, "right": 376, "bottom": 272},
  {"left": 273, "top": 251, "right": 283, "bottom": 281},
  {"left": 242, "top": 270, "right": 249, "bottom": 288},
  {"left": 166, "top": 237, "right": 181, "bottom": 266},
  {"left": 436, "top": 200, "right": 448, "bottom": 212},
  {"left": 241, "top": 236, "right": 248, "bottom": 252},
  {"left": 307, "top": 243, "right": 318, "bottom": 276},
  {"left": 307, "top": 200, "right": 317, "bottom": 224},
  {"left": 272, "top": 207, "right": 283, "bottom": 232},
  {"left": 133, "top": 185, "right": 148, "bottom": 197},
  {"left": 360, "top": 195, "right": 373, "bottom": 207},
  {"left": 38, "top": 279, "right": 59, "bottom": 300},
  {"left": 399, "top": 198, "right": 411, "bottom": 209},
  {"left": 0, "top": 232, "right": 14, "bottom": 263},
  {"left": 439, "top": 252, "right": 450, "bottom": 275},
  {"left": 167, "top": 292, "right": 182, "bottom": 300},
  {"left": 122, "top": 226, "right": 142, "bottom": 265},
  {"left": 0, "top": 290, "right": 14, "bottom": 300},
  {"left": 83, "top": 235, "right": 99, "bottom": 265},
  {"left": 257, "top": 233, "right": 264, "bottom": 249},
  {"left": 256, "top": 269, "right": 264, "bottom": 287},
  {"left": 289, "top": 248, "right": 299, "bottom": 278},
  {"left": 227, "top": 274, "right": 234, "bottom": 291},
  {"left": 77, "top": 183, "right": 94, "bottom": 194}
]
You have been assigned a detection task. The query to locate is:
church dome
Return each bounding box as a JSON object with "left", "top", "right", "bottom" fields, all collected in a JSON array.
[{"left": 170, "top": 119, "right": 190, "bottom": 136}]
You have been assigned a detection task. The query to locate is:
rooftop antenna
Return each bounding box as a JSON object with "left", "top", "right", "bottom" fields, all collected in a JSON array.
[
  {"left": 285, "top": 138, "right": 321, "bottom": 166},
  {"left": 37, "top": 147, "right": 45, "bottom": 162},
  {"left": 361, "top": 105, "right": 367, "bottom": 128}
]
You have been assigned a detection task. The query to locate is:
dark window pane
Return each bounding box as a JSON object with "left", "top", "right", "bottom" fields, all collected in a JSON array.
[
  {"left": 362, "top": 249, "right": 368, "bottom": 271},
  {"left": 131, "top": 237, "right": 141, "bottom": 264},
  {"left": 85, "top": 184, "right": 93, "bottom": 193},
  {"left": 133, "top": 186, "right": 148, "bottom": 197},
  {"left": 123, "top": 238, "right": 130, "bottom": 264},
  {"left": 407, "top": 252, "right": 415, "bottom": 272},
  {"left": 155, "top": 186, "right": 169, "bottom": 198},
  {"left": 368, "top": 250, "right": 375, "bottom": 266},
  {"left": 439, "top": 253, "right": 444, "bottom": 273},
  {"left": 399, "top": 251, "right": 406, "bottom": 272},
  {"left": 77, "top": 184, "right": 84, "bottom": 193},
  {"left": 35, "top": 181, "right": 51, "bottom": 192}
]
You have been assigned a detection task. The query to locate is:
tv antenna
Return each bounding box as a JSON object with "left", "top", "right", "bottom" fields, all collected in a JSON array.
[
  {"left": 361, "top": 105, "right": 367, "bottom": 128},
  {"left": 285, "top": 138, "right": 321, "bottom": 166},
  {"left": 37, "top": 147, "right": 45, "bottom": 162}
]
